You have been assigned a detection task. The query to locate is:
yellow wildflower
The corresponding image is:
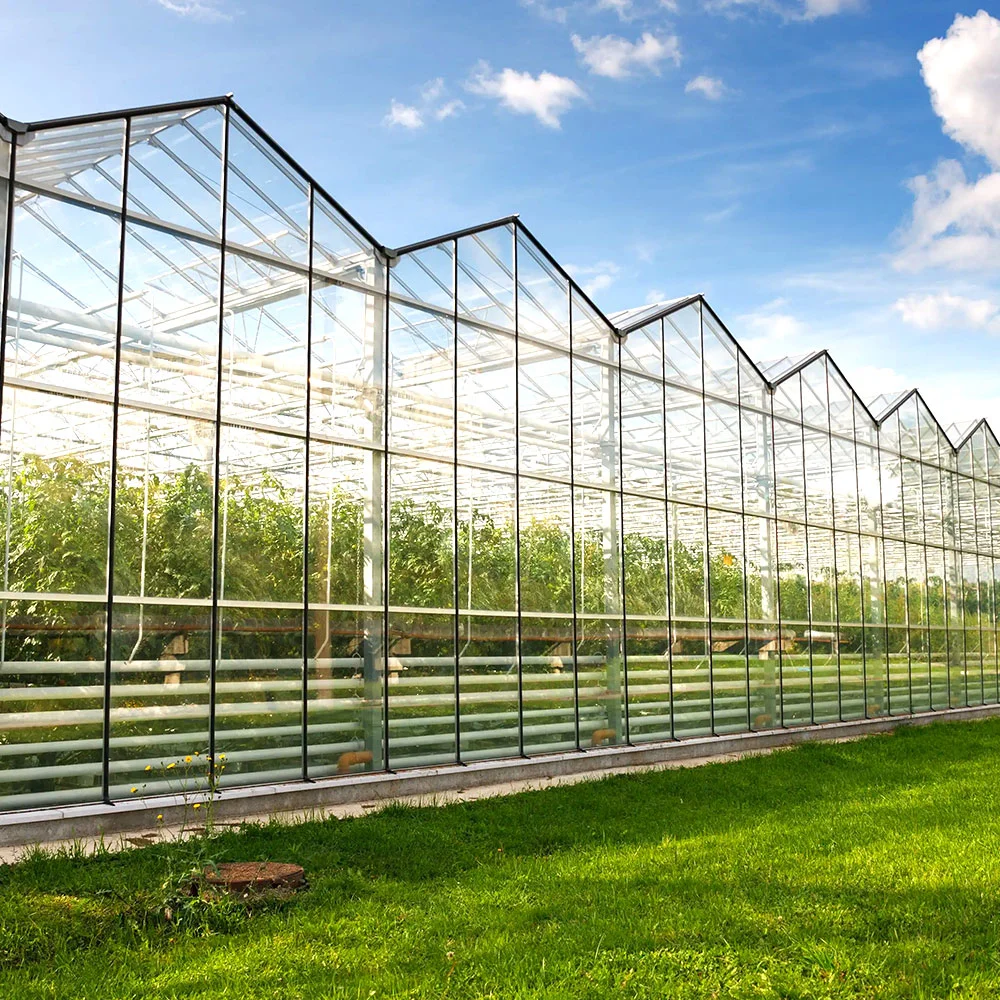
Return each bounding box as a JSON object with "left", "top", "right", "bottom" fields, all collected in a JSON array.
[
  {"left": 193, "top": 803, "right": 201, "bottom": 810},
  {"left": 130, "top": 787, "right": 138, "bottom": 794},
  {"left": 144, "top": 765, "right": 152, "bottom": 772},
  {"left": 156, "top": 814, "right": 163, "bottom": 822},
  {"left": 184, "top": 755, "right": 192, "bottom": 763},
  {"left": 167, "top": 762, "right": 176, "bottom": 770}
]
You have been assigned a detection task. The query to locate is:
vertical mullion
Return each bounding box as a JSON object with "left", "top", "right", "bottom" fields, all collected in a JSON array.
[
  {"left": 301, "top": 183, "right": 314, "bottom": 781},
  {"left": 876, "top": 421, "right": 892, "bottom": 715},
  {"left": 699, "top": 304, "right": 714, "bottom": 735},
  {"left": 0, "top": 135, "right": 17, "bottom": 431},
  {"left": 770, "top": 394, "right": 785, "bottom": 728},
  {"left": 616, "top": 332, "right": 629, "bottom": 744},
  {"left": 513, "top": 228, "right": 524, "bottom": 756},
  {"left": 567, "top": 278, "right": 580, "bottom": 750},
  {"left": 897, "top": 416, "right": 913, "bottom": 714},
  {"left": 824, "top": 362, "right": 842, "bottom": 721},
  {"left": 100, "top": 117, "right": 131, "bottom": 803},
  {"left": 382, "top": 267, "right": 392, "bottom": 769},
  {"left": 851, "top": 400, "right": 868, "bottom": 716},
  {"left": 736, "top": 358, "right": 751, "bottom": 732},
  {"left": 207, "top": 103, "right": 230, "bottom": 773},
  {"left": 452, "top": 239, "right": 461, "bottom": 765},
  {"left": 917, "top": 413, "right": 933, "bottom": 711},
  {"left": 986, "top": 438, "right": 999, "bottom": 702},
  {"left": 798, "top": 375, "right": 814, "bottom": 725},
  {"left": 937, "top": 438, "right": 951, "bottom": 710},
  {"left": 660, "top": 318, "right": 676, "bottom": 741}
]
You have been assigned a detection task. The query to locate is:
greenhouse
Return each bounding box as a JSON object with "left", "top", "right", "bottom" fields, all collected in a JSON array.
[{"left": 1, "top": 94, "right": 998, "bottom": 814}]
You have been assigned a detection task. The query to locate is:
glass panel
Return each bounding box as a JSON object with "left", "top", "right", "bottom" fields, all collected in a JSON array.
[
  {"left": 662, "top": 303, "right": 701, "bottom": 391},
  {"left": 456, "top": 322, "right": 515, "bottom": 470},
  {"left": 516, "top": 231, "right": 568, "bottom": 349},
  {"left": 0, "top": 598, "right": 107, "bottom": 809},
  {"left": 109, "top": 602, "right": 211, "bottom": 798},
  {"left": 388, "top": 455, "right": 456, "bottom": 768},
  {"left": 521, "top": 615, "right": 576, "bottom": 754},
  {"left": 17, "top": 119, "right": 124, "bottom": 206},
  {"left": 127, "top": 106, "right": 223, "bottom": 236},
  {"left": 620, "top": 371, "right": 664, "bottom": 497},
  {"left": 709, "top": 509, "right": 748, "bottom": 735},
  {"left": 701, "top": 310, "right": 739, "bottom": 401},
  {"left": 773, "top": 417, "right": 805, "bottom": 523},
  {"left": 312, "top": 191, "right": 382, "bottom": 291},
  {"left": 392, "top": 242, "right": 453, "bottom": 312},
  {"left": 573, "top": 359, "right": 619, "bottom": 490},
  {"left": 307, "top": 608, "right": 383, "bottom": 777},
  {"left": 836, "top": 531, "right": 864, "bottom": 720},
  {"left": 214, "top": 426, "right": 305, "bottom": 785},
  {"left": 459, "top": 613, "right": 519, "bottom": 761},
  {"left": 311, "top": 281, "right": 384, "bottom": 447},
  {"left": 119, "top": 220, "right": 220, "bottom": 415},
  {"left": 221, "top": 254, "right": 308, "bottom": 432},
  {"left": 459, "top": 225, "right": 514, "bottom": 330},
  {"left": 6, "top": 190, "right": 122, "bottom": 395},
  {"left": 225, "top": 113, "right": 308, "bottom": 265},
  {"left": 777, "top": 519, "right": 810, "bottom": 726},
  {"left": 664, "top": 383, "right": 705, "bottom": 504},
  {"left": 619, "top": 317, "right": 661, "bottom": 377},
  {"left": 388, "top": 301, "right": 454, "bottom": 460},
  {"left": 669, "top": 503, "right": 710, "bottom": 737},
  {"left": 518, "top": 341, "right": 571, "bottom": 481},
  {"left": 307, "top": 443, "right": 383, "bottom": 774},
  {"left": 624, "top": 617, "right": 671, "bottom": 743},
  {"left": 705, "top": 400, "right": 741, "bottom": 511},
  {"left": 457, "top": 466, "right": 516, "bottom": 613},
  {"left": 573, "top": 290, "right": 616, "bottom": 364}
]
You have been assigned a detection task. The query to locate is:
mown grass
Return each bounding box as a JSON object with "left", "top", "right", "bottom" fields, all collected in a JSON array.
[{"left": 4, "top": 719, "right": 1000, "bottom": 998}]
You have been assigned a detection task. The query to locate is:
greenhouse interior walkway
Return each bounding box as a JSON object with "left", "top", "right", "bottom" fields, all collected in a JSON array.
[{"left": 1, "top": 95, "right": 999, "bottom": 817}]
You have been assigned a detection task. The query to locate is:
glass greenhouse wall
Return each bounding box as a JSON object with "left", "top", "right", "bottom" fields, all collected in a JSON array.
[{"left": 1, "top": 97, "right": 999, "bottom": 812}]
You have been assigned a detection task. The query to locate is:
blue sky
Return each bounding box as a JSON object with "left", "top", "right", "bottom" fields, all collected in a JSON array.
[{"left": 2, "top": 0, "right": 999, "bottom": 429}]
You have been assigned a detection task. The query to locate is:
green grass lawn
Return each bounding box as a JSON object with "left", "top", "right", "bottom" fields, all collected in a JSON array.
[{"left": 4, "top": 720, "right": 1000, "bottom": 998}]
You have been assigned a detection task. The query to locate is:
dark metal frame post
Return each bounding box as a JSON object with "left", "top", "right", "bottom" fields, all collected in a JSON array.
[
  {"left": 100, "top": 117, "right": 131, "bottom": 803},
  {"left": 452, "top": 239, "right": 461, "bottom": 765},
  {"left": 301, "top": 184, "right": 314, "bottom": 781},
  {"left": 660, "top": 317, "right": 677, "bottom": 741},
  {"left": 512, "top": 227, "right": 525, "bottom": 757},
  {"left": 207, "top": 104, "right": 231, "bottom": 771}
]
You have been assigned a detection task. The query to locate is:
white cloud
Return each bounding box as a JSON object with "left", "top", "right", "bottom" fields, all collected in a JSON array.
[
  {"left": 384, "top": 101, "right": 424, "bottom": 129},
  {"left": 597, "top": 0, "right": 634, "bottom": 19},
  {"left": 519, "top": 0, "right": 570, "bottom": 22},
  {"left": 703, "top": 0, "right": 861, "bottom": 20},
  {"left": 572, "top": 32, "right": 681, "bottom": 79},
  {"left": 736, "top": 299, "right": 812, "bottom": 361},
  {"left": 420, "top": 78, "right": 446, "bottom": 103},
  {"left": 897, "top": 12, "right": 1000, "bottom": 271},
  {"left": 152, "top": 0, "right": 233, "bottom": 20},
  {"left": 918, "top": 10, "right": 1000, "bottom": 168},
  {"left": 567, "top": 260, "right": 621, "bottom": 296},
  {"left": 645, "top": 288, "right": 666, "bottom": 304},
  {"left": 384, "top": 79, "right": 465, "bottom": 130},
  {"left": 800, "top": 0, "right": 862, "bottom": 19},
  {"left": 685, "top": 75, "right": 726, "bottom": 100},
  {"left": 435, "top": 99, "right": 465, "bottom": 121},
  {"left": 467, "top": 62, "right": 585, "bottom": 128},
  {"left": 894, "top": 292, "right": 1000, "bottom": 332}
]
